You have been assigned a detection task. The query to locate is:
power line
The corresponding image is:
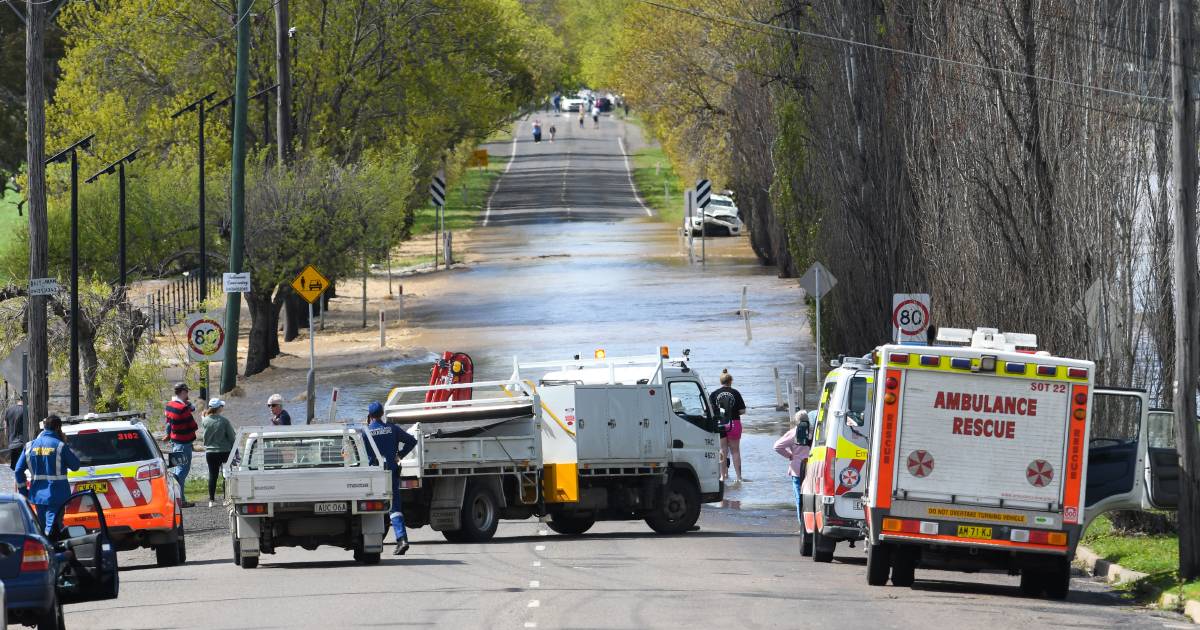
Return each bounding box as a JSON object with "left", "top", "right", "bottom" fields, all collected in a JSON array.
[{"left": 637, "top": 0, "right": 1168, "bottom": 104}]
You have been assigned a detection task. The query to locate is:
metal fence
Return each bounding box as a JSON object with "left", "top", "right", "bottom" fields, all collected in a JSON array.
[{"left": 143, "top": 271, "right": 221, "bottom": 334}]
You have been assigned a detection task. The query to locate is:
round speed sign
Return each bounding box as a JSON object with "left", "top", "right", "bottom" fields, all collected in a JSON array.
[
  {"left": 892, "top": 298, "right": 930, "bottom": 337},
  {"left": 187, "top": 316, "right": 225, "bottom": 361}
]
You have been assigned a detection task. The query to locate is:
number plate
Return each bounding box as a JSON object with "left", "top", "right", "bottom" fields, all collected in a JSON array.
[
  {"left": 314, "top": 502, "right": 347, "bottom": 514},
  {"left": 852, "top": 500, "right": 864, "bottom": 511},
  {"left": 74, "top": 481, "right": 109, "bottom": 494},
  {"left": 956, "top": 525, "right": 992, "bottom": 540}
]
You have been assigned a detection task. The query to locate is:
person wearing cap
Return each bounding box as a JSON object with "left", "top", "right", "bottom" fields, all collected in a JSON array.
[
  {"left": 165, "top": 382, "right": 198, "bottom": 507},
  {"left": 200, "top": 398, "right": 236, "bottom": 508},
  {"left": 15, "top": 415, "right": 81, "bottom": 535},
  {"left": 267, "top": 394, "right": 292, "bottom": 426},
  {"left": 774, "top": 410, "right": 813, "bottom": 530},
  {"left": 365, "top": 401, "right": 417, "bottom": 555},
  {"left": 3, "top": 398, "right": 27, "bottom": 469}
]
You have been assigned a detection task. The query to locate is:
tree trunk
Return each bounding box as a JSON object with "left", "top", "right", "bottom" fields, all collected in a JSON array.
[
  {"left": 78, "top": 324, "right": 100, "bottom": 413},
  {"left": 24, "top": 0, "right": 49, "bottom": 432},
  {"left": 244, "top": 288, "right": 276, "bottom": 377},
  {"left": 106, "top": 301, "right": 147, "bottom": 410},
  {"left": 282, "top": 288, "right": 307, "bottom": 342}
]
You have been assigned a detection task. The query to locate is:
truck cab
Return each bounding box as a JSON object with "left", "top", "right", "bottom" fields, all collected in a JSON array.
[
  {"left": 800, "top": 357, "right": 872, "bottom": 562},
  {"left": 1083, "top": 388, "right": 1182, "bottom": 520}
]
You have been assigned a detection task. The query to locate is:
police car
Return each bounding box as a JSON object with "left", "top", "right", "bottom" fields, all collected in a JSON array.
[{"left": 61, "top": 412, "right": 187, "bottom": 567}]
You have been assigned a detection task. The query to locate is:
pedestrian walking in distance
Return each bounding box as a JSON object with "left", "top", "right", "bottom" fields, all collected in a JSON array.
[
  {"left": 365, "top": 401, "right": 417, "bottom": 555},
  {"left": 591, "top": 103, "right": 600, "bottom": 128},
  {"left": 775, "top": 410, "right": 812, "bottom": 531},
  {"left": 710, "top": 369, "right": 748, "bottom": 484},
  {"left": 578, "top": 105, "right": 585, "bottom": 128},
  {"left": 15, "top": 414, "right": 81, "bottom": 535},
  {"left": 3, "top": 398, "right": 27, "bottom": 469},
  {"left": 165, "top": 382, "right": 198, "bottom": 507},
  {"left": 200, "top": 398, "right": 236, "bottom": 508},
  {"left": 267, "top": 394, "right": 292, "bottom": 425},
  {"left": 532, "top": 119, "right": 543, "bottom": 143},
  {"left": 549, "top": 124, "right": 557, "bottom": 143}
]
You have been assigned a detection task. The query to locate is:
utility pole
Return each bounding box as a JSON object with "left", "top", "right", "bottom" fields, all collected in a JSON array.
[
  {"left": 23, "top": 0, "right": 49, "bottom": 431},
  {"left": 220, "top": 0, "right": 252, "bottom": 393},
  {"left": 1169, "top": 0, "right": 1200, "bottom": 580},
  {"left": 86, "top": 149, "right": 139, "bottom": 291},
  {"left": 275, "top": 0, "right": 293, "bottom": 165}
]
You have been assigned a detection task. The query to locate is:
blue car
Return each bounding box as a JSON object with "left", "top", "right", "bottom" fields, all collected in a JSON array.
[{"left": 1, "top": 490, "right": 119, "bottom": 629}]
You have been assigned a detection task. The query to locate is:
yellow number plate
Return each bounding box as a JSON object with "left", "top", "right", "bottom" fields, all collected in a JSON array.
[
  {"left": 956, "top": 525, "right": 992, "bottom": 540},
  {"left": 74, "top": 481, "right": 109, "bottom": 494}
]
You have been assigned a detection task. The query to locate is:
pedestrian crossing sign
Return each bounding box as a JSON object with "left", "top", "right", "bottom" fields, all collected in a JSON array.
[{"left": 291, "top": 265, "right": 330, "bottom": 304}]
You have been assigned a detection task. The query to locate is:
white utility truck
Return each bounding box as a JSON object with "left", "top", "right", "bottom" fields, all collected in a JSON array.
[
  {"left": 224, "top": 425, "right": 392, "bottom": 568},
  {"left": 383, "top": 349, "right": 724, "bottom": 541},
  {"left": 860, "top": 328, "right": 1179, "bottom": 599}
]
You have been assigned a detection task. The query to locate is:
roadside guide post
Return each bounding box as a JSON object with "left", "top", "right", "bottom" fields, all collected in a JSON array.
[
  {"left": 431, "top": 171, "right": 446, "bottom": 269},
  {"left": 685, "top": 190, "right": 695, "bottom": 264},
  {"left": 291, "top": 265, "right": 331, "bottom": 423},
  {"left": 696, "top": 179, "right": 711, "bottom": 267},
  {"left": 798, "top": 263, "right": 837, "bottom": 383}
]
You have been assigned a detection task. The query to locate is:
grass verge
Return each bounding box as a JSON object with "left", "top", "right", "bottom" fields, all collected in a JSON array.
[
  {"left": 1082, "top": 514, "right": 1200, "bottom": 602},
  {"left": 0, "top": 189, "right": 22, "bottom": 281},
  {"left": 410, "top": 151, "right": 510, "bottom": 236},
  {"left": 631, "top": 145, "right": 686, "bottom": 226}
]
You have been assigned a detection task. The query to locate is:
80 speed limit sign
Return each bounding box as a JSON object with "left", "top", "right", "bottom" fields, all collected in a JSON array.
[
  {"left": 892, "top": 294, "right": 931, "bottom": 343},
  {"left": 185, "top": 312, "right": 225, "bottom": 362}
]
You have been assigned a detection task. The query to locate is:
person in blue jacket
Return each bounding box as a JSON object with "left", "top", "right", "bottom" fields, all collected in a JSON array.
[
  {"left": 366, "top": 402, "right": 417, "bottom": 555},
  {"left": 15, "top": 415, "right": 81, "bottom": 536}
]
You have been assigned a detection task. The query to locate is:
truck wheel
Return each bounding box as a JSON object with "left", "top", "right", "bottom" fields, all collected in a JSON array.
[
  {"left": 547, "top": 513, "right": 595, "bottom": 536},
  {"left": 645, "top": 476, "right": 701, "bottom": 534},
  {"left": 1019, "top": 569, "right": 1044, "bottom": 597},
  {"left": 890, "top": 547, "right": 917, "bottom": 587},
  {"left": 359, "top": 551, "right": 381, "bottom": 565},
  {"left": 441, "top": 529, "right": 469, "bottom": 543},
  {"left": 800, "top": 529, "right": 813, "bottom": 557},
  {"left": 242, "top": 554, "right": 259, "bottom": 569},
  {"left": 866, "top": 542, "right": 891, "bottom": 586},
  {"left": 1043, "top": 558, "right": 1071, "bottom": 600},
  {"left": 812, "top": 530, "right": 835, "bottom": 563},
  {"left": 459, "top": 482, "right": 500, "bottom": 542}
]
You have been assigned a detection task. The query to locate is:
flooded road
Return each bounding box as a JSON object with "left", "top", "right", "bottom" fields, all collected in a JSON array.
[{"left": 347, "top": 114, "right": 817, "bottom": 509}]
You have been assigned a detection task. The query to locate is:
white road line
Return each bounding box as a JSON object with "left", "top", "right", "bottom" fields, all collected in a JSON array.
[
  {"left": 532, "top": 560, "right": 542, "bottom": 567},
  {"left": 527, "top": 600, "right": 541, "bottom": 608},
  {"left": 524, "top": 623, "right": 538, "bottom": 629},
  {"left": 483, "top": 122, "right": 521, "bottom": 226},
  {"left": 529, "top": 580, "right": 541, "bottom": 588},
  {"left": 535, "top": 544, "right": 546, "bottom": 551},
  {"left": 538, "top": 529, "right": 548, "bottom": 536},
  {"left": 617, "top": 137, "right": 654, "bottom": 217}
]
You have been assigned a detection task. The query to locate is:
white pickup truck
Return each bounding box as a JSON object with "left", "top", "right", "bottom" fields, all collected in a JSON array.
[{"left": 224, "top": 425, "right": 392, "bottom": 567}]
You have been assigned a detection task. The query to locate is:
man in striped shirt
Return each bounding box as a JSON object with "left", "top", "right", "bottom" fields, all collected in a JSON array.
[{"left": 165, "top": 382, "right": 198, "bottom": 507}]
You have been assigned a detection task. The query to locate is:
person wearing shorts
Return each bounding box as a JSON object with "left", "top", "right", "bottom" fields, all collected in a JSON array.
[{"left": 710, "top": 369, "right": 748, "bottom": 484}]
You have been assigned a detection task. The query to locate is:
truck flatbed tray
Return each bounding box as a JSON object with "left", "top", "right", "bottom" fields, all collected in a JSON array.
[
  {"left": 386, "top": 402, "right": 534, "bottom": 424},
  {"left": 424, "top": 416, "right": 534, "bottom": 437}
]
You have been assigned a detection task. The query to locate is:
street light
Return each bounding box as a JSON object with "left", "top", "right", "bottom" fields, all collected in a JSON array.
[
  {"left": 173, "top": 92, "right": 215, "bottom": 400},
  {"left": 45, "top": 133, "right": 95, "bottom": 416},
  {"left": 85, "top": 148, "right": 139, "bottom": 291}
]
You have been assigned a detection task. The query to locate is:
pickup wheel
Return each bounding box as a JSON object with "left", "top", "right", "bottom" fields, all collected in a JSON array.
[
  {"left": 359, "top": 551, "right": 381, "bottom": 565},
  {"left": 800, "top": 529, "right": 813, "bottom": 557},
  {"left": 547, "top": 513, "right": 595, "bottom": 536},
  {"left": 812, "top": 530, "right": 835, "bottom": 563},
  {"left": 645, "top": 476, "right": 701, "bottom": 535},
  {"left": 866, "top": 542, "right": 891, "bottom": 586},
  {"left": 241, "top": 554, "right": 259, "bottom": 569},
  {"left": 458, "top": 482, "right": 500, "bottom": 542},
  {"left": 232, "top": 536, "right": 242, "bottom": 566}
]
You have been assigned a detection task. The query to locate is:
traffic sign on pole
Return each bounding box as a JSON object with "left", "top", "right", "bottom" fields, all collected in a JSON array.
[
  {"left": 291, "top": 265, "right": 330, "bottom": 304},
  {"left": 185, "top": 311, "right": 225, "bottom": 363},
  {"left": 223, "top": 272, "right": 251, "bottom": 293},
  {"left": 695, "top": 179, "right": 712, "bottom": 209},
  {"left": 798, "top": 262, "right": 837, "bottom": 383},
  {"left": 430, "top": 173, "right": 446, "bottom": 207},
  {"left": 892, "top": 293, "right": 931, "bottom": 344},
  {"left": 28, "top": 278, "right": 60, "bottom": 296}
]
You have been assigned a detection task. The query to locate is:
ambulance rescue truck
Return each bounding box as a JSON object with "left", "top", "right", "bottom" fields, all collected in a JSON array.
[
  {"left": 385, "top": 349, "right": 723, "bottom": 541},
  {"left": 863, "top": 328, "right": 1180, "bottom": 599}
]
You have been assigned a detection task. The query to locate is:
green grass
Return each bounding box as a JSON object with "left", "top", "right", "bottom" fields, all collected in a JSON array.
[
  {"left": 1082, "top": 514, "right": 1200, "bottom": 603},
  {"left": 631, "top": 145, "right": 686, "bottom": 226},
  {"left": 410, "top": 151, "right": 510, "bottom": 236},
  {"left": 182, "top": 476, "right": 222, "bottom": 501},
  {"left": 0, "top": 189, "right": 22, "bottom": 281}
]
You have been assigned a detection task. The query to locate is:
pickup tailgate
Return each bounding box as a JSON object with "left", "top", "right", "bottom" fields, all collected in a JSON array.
[
  {"left": 227, "top": 468, "right": 390, "bottom": 503},
  {"left": 895, "top": 369, "right": 1072, "bottom": 509}
]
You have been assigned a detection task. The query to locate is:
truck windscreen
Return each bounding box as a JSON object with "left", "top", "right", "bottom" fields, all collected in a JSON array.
[{"left": 68, "top": 430, "right": 156, "bottom": 467}]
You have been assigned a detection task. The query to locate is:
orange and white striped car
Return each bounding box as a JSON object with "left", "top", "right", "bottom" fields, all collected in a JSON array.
[{"left": 61, "top": 414, "right": 187, "bottom": 567}]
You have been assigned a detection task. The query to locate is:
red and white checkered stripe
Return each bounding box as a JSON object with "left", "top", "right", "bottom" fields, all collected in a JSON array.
[{"left": 68, "top": 477, "right": 153, "bottom": 511}]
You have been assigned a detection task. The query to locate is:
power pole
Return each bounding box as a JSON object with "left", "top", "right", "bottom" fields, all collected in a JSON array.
[
  {"left": 1169, "top": 0, "right": 1200, "bottom": 581},
  {"left": 23, "top": 0, "right": 48, "bottom": 431},
  {"left": 274, "top": 0, "right": 293, "bottom": 165},
  {"left": 220, "top": 0, "right": 252, "bottom": 393}
]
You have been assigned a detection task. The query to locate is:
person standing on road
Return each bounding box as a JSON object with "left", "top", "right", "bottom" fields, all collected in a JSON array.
[
  {"left": 365, "top": 402, "right": 418, "bottom": 555},
  {"left": 3, "top": 399, "right": 26, "bottom": 469},
  {"left": 710, "top": 369, "right": 748, "bottom": 484},
  {"left": 532, "top": 119, "right": 543, "bottom": 143},
  {"left": 548, "top": 124, "right": 556, "bottom": 143},
  {"left": 591, "top": 103, "right": 600, "bottom": 128},
  {"left": 200, "top": 398, "right": 236, "bottom": 508},
  {"left": 774, "top": 410, "right": 812, "bottom": 529},
  {"left": 578, "top": 105, "right": 585, "bottom": 129},
  {"left": 165, "top": 382, "right": 198, "bottom": 507},
  {"left": 267, "top": 394, "right": 292, "bottom": 425},
  {"left": 15, "top": 415, "right": 81, "bottom": 535}
]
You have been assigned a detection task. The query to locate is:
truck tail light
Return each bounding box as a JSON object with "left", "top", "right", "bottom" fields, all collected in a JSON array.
[
  {"left": 137, "top": 462, "right": 164, "bottom": 480},
  {"left": 238, "top": 503, "right": 268, "bottom": 515},
  {"left": 880, "top": 518, "right": 925, "bottom": 534},
  {"left": 1028, "top": 530, "right": 1068, "bottom": 546},
  {"left": 357, "top": 500, "right": 388, "bottom": 512},
  {"left": 20, "top": 540, "right": 49, "bottom": 572},
  {"left": 821, "top": 448, "right": 835, "bottom": 495}
]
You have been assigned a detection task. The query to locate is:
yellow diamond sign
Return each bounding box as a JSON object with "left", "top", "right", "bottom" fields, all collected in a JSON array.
[{"left": 291, "top": 265, "right": 330, "bottom": 304}]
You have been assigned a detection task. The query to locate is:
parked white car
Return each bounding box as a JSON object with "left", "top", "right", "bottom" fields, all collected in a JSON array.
[
  {"left": 560, "top": 93, "right": 588, "bottom": 113},
  {"left": 685, "top": 194, "right": 744, "bottom": 236}
]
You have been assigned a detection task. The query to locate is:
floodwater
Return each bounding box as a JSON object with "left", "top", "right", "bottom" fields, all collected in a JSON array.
[{"left": 325, "top": 116, "right": 818, "bottom": 511}]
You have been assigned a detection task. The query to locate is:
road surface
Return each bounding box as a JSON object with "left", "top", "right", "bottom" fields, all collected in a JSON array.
[{"left": 64, "top": 113, "right": 1188, "bottom": 629}]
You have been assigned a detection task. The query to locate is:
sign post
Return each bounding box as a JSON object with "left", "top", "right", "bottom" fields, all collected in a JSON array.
[
  {"left": 695, "top": 179, "right": 711, "bottom": 267},
  {"left": 798, "top": 262, "right": 837, "bottom": 383},
  {"left": 291, "top": 265, "right": 331, "bottom": 423},
  {"left": 892, "top": 294, "right": 932, "bottom": 344},
  {"left": 431, "top": 171, "right": 446, "bottom": 269}
]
